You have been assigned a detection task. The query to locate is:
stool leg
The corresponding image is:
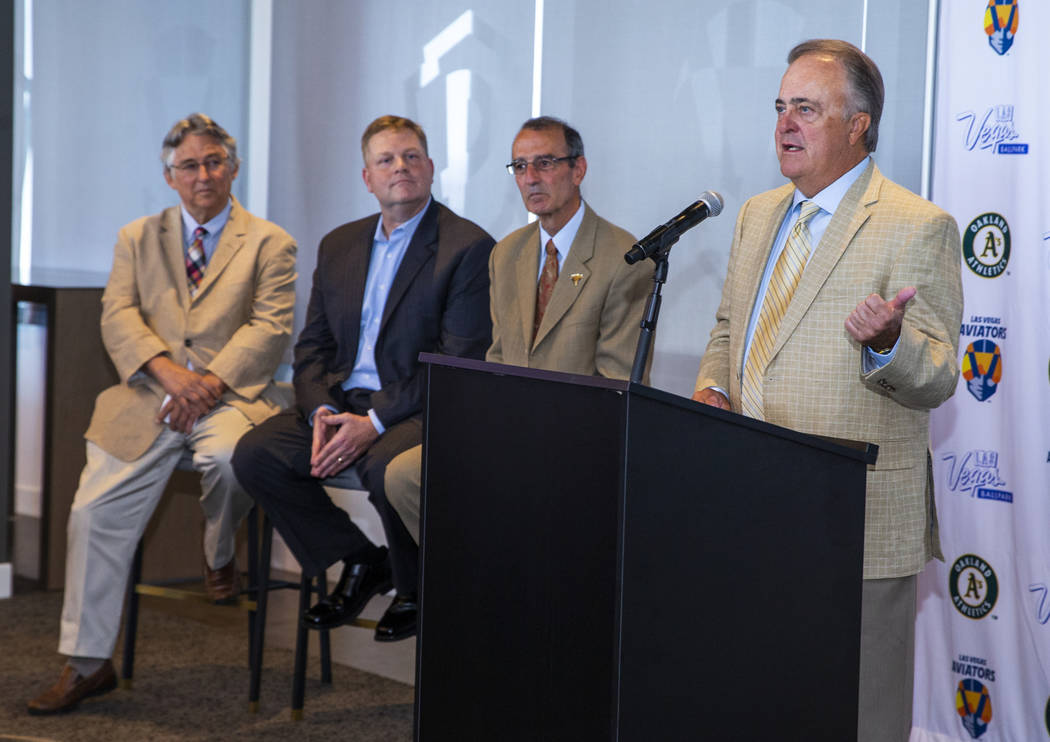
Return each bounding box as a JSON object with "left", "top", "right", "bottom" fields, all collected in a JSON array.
[
  {"left": 121, "top": 540, "right": 144, "bottom": 689},
  {"left": 291, "top": 574, "right": 311, "bottom": 720},
  {"left": 246, "top": 504, "right": 259, "bottom": 668},
  {"left": 248, "top": 513, "right": 271, "bottom": 713},
  {"left": 318, "top": 572, "right": 332, "bottom": 684}
]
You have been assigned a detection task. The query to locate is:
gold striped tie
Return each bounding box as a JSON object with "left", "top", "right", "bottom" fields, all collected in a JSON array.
[{"left": 740, "top": 200, "right": 821, "bottom": 419}]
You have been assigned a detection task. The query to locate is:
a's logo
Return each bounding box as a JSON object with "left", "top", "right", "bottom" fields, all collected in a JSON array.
[
  {"left": 962, "top": 339, "right": 1003, "bottom": 401},
  {"left": 957, "top": 678, "right": 993, "bottom": 739},
  {"left": 963, "top": 213, "right": 1010, "bottom": 277},
  {"left": 984, "top": 0, "right": 1019, "bottom": 55},
  {"left": 950, "top": 554, "right": 999, "bottom": 619},
  {"left": 943, "top": 450, "right": 1013, "bottom": 503},
  {"left": 957, "top": 106, "right": 1028, "bottom": 155}
]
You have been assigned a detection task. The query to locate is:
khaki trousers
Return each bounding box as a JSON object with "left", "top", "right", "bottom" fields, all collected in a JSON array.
[
  {"left": 858, "top": 574, "right": 917, "bottom": 742},
  {"left": 58, "top": 404, "right": 254, "bottom": 659}
]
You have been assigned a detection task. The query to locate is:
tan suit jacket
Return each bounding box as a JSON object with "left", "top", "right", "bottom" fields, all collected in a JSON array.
[
  {"left": 85, "top": 197, "right": 297, "bottom": 461},
  {"left": 486, "top": 202, "right": 650, "bottom": 380},
  {"left": 695, "top": 162, "right": 963, "bottom": 579}
]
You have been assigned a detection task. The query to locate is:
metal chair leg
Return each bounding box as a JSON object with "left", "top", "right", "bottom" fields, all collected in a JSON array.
[
  {"left": 246, "top": 504, "right": 259, "bottom": 669},
  {"left": 120, "top": 540, "right": 144, "bottom": 689},
  {"left": 291, "top": 574, "right": 311, "bottom": 720},
  {"left": 248, "top": 512, "right": 271, "bottom": 713},
  {"left": 318, "top": 572, "right": 332, "bottom": 684}
]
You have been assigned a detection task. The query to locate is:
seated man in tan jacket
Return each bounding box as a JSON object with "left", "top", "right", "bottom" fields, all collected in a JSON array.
[
  {"left": 384, "top": 115, "right": 650, "bottom": 561},
  {"left": 27, "top": 113, "right": 296, "bottom": 715}
]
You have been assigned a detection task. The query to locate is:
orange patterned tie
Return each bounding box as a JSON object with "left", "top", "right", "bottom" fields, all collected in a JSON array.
[
  {"left": 740, "top": 200, "right": 821, "bottom": 419},
  {"left": 533, "top": 239, "right": 559, "bottom": 341}
]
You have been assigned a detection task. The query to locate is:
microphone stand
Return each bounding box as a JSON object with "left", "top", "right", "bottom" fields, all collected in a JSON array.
[{"left": 629, "top": 236, "right": 677, "bottom": 384}]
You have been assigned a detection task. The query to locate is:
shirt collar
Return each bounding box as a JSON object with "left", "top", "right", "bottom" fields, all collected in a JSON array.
[
  {"left": 375, "top": 196, "right": 432, "bottom": 244},
  {"left": 539, "top": 200, "right": 585, "bottom": 256},
  {"left": 791, "top": 156, "right": 870, "bottom": 216},
  {"left": 180, "top": 199, "right": 232, "bottom": 243}
]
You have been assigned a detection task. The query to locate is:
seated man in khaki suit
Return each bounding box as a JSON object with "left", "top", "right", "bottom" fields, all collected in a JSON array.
[
  {"left": 385, "top": 115, "right": 651, "bottom": 545},
  {"left": 26, "top": 113, "right": 297, "bottom": 715}
]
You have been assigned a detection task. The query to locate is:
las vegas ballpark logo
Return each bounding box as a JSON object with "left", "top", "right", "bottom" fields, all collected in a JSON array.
[
  {"left": 963, "top": 213, "right": 1010, "bottom": 277},
  {"left": 984, "top": 0, "right": 1019, "bottom": 56},
  {"left": 950, "top": 554, "right": 999, "bottom": 619},
  {"left": 957, "top": 679, "right": 993, "bottom": 739},
  {"left": 962, "top": 339, "right": 1002, "bottom": 402}
]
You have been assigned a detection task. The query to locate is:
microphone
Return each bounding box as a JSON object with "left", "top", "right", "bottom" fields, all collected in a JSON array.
[{"left": 624, "top": 190, "right": 724, "bottom": 264}]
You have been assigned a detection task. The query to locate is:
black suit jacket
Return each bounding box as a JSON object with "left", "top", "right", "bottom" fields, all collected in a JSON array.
[{"left": 293, "top": 199, "right": 495, "bottom": 428}]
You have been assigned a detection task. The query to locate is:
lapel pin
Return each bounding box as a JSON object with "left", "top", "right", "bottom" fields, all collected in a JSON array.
[{"left": 571, "top": 273, "right": 583, "bottom": 287}]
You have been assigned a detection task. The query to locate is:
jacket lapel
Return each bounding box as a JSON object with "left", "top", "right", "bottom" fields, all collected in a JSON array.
[
  {"left": 194, "top": 198, "right": 247, "bottom": 301},
  {"left": 514, "top": 222, "right": 542, "bottom": 349},
  {"left": 533, "top": 203, "right": 596, "bottom": 348},
  {"left": 160, "top": 206, "right": 191, "bottom": 308},
  {"left": 734, "top": 190, "right": 793, "bottom": 370},
  {"left": 341, "top": 216, "right": 378, "bottom": 358},
  {"left": 771, "top": 161, "right": 878, "bottom": 359},
  {"left": 379, "top": 200, "right": 438, "bottom": 335}
]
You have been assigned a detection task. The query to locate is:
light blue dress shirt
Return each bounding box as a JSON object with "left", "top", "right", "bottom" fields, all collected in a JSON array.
[
  {"left": 340, "top": 198, "right": 432, "bottom": 434},
  {"left": 537, "top": 200, "right": 585, "bottom": 279},
  {"left": 180, "top": 200, "right": 232, "bottom": 264},
  {"left": 740, "top": 157, "right": 895, "bottom": 377}
]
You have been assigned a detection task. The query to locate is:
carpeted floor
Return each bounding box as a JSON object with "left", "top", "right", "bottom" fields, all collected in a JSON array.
[{"left": 0, "top": 590, "right": 414, "bottom": 741}]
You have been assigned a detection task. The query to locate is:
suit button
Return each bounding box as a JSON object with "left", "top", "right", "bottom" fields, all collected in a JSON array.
[{"left": 184, "top": 338, "right": 193, "bottom": 347}]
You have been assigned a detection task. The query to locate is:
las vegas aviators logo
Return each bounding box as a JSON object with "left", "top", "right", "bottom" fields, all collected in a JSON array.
[
  {"left": 957, "top": 679, "right": 993, "bottom": 738},
  {"left": 985, "top": 0, "right": 1019, "bottom": 55},
  {"left": 962, "top": 339, "right": 1003, "bottom": 402}
]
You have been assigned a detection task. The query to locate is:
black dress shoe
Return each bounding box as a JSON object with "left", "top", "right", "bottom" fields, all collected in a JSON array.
[
  {"left": 374, "top": 593, "right": 418, "bottom": 642},
  {"left": 302, "top": 547, "right": 393, "bottom": 630}
]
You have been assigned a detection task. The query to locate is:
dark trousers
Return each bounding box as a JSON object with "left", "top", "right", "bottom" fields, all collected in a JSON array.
[{"left": 232, "top": 404, "right": 422, "bottom": 595}]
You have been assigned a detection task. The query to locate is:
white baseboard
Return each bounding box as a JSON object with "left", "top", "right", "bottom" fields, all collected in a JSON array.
[{"left": 0, "top": 563, "right": 12, "bottom": 599}]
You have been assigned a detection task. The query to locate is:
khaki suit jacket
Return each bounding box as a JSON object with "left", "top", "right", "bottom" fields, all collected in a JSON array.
[
  {"left": 695, "top": 162, "right": 963, "bottom": 579},
  {"left": 486, "top": 202, "right": 650, "bottom": 380},
  {"left": 85, "top": 198, "right": 297, "bottom": 461}
]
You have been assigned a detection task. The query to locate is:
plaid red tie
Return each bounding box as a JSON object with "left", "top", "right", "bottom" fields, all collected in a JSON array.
[{"left": 186, "top": 226, "right": 207, "bottom": 294}]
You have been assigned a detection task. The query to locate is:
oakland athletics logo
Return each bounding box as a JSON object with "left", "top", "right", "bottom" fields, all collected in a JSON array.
[
  {"left": 963, "top": 213, "right": 1010, "bottom": 278},
  {"left": 950, "top": 554, "right": 999, "bottom": 619}
]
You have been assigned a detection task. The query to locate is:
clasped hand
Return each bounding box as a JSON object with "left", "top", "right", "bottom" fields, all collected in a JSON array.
[
  {"left": 310, "top": 407, "right": 380, "bottom": 479},
  {"left": 148, "top": 355, "right": 226, "bottom": 433}
]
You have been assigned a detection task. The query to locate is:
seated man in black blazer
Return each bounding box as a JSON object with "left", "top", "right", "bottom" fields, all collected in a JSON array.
[{"left": 233, "top": 115, "right": 494, "bottom": 642}]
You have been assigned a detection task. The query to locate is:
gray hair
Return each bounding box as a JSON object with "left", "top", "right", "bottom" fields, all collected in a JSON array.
[
  {"left": 519, "top": 116, "right": 585, "bottom": 159},
  {"left": 787, "top": 39, "right": 884, "bottom": 152},
  {"left": 161, "top": 113, "right": 240, "bottom": 170}
]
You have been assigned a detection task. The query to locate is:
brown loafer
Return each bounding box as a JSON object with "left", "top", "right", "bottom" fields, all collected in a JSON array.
[
  {"left": 27, "top": 660, "right": 117, "bottom": 715},
  {"left": 204, "top": 558, "right": 239, "bottom": 603}
]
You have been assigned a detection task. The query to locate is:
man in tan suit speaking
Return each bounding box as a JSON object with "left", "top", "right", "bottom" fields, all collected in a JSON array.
[
  {"left": 692, "top": 41, "right": 962, "bottom": 741},
  {"left": 27, "top": 113, "right": 296, "bottom": 715},
  {"left": 384, "top": 116, "right": 650, "bottom": 544}
]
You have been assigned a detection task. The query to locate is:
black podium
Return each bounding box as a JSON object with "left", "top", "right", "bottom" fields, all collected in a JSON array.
[{"left": 415, "top": 354, "right": 876, "bottom": 741}]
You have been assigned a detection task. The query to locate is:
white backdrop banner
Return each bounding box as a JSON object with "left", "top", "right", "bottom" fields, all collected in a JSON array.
[{"left": 913, "top": 1, "right": 1050, "bottom": 740}]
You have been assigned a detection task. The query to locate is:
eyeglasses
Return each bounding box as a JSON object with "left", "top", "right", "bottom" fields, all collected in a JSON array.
[
  {"left": 505, "top": 155, "right": 576, "bottom": 175},
  {"left": 169, "top": 156, "right": 228, "bottom": 176}
]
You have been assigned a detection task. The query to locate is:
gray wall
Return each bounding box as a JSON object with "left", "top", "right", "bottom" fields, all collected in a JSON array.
[
  {"left": 14, "top": 0, "right": 251, "bottom": 275},
  {"left": 13, "top": 0, "right": 932, "bottom": 397},
  {"left": 265, "top": 0, "right": 931, "bottom": 395}
]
